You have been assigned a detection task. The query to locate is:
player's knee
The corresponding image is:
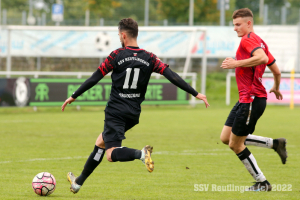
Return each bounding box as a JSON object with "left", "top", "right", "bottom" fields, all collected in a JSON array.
[
  {"left": 107, "top": 156, "right": 113, "bottom": 162},
  {"left": 220, "top": 126, "right": 231, "bottom": 145},
  {"left": 95, "top": 133, "right": 105, "bottom": 149},
  {"left": 96, "top": 141, "right": 105, "bottom": 149},
  {"left": 228, "top": 141, "right": 236, "bottom": 151},
  {"left": 106, "top": 148, "right": 115, "bottom": 162},
  {"left": 106, "top": 153, "right": 114, "bottom": 162},
  {"left": 228, "top": 141, "right": 243, "bottom": 153},
  {"left": 220, "top": 134, "right": 229, "bottom": 145}
]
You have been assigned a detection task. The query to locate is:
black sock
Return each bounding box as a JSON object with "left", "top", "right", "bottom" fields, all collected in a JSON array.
[
  {"left": 76, "top": 145, "right": 105, "bottom": 186},
  {"left": 273, "top": 139, "right": 279, "bottom": 150},
  {"left": 111, "top": 147, "right": 141, "bottom": 162},
  {"left": 236, "top": 147, "right": 251, "bottom": 161}
]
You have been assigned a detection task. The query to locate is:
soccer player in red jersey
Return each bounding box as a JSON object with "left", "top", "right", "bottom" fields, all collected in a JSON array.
[{"left": 220, "top": 8, "right": 287, "bottom": 191}]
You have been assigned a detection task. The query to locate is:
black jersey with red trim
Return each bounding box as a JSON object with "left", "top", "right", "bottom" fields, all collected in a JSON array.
[{"left": 98, "top": 46, "right": 168, "bottom": 119}]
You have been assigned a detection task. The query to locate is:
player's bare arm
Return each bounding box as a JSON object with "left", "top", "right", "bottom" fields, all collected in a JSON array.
[
  {"left": 268, "top": 62, "right": 283, "bottom": 100},
  {"left": 221, "top": 48, "right": 268, "bottom": 69}
]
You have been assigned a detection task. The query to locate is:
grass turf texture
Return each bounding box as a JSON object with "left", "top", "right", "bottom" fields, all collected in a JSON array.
[
  {"left": 0, "top": 104, "right": 299, "bottom": 199},
  {"left": 0, "top": 72, "right": 298, "bottom": 199}
]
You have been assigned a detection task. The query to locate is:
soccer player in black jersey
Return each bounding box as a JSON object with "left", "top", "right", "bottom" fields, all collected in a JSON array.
[{"left": 62, "top": 18, "right": 209, "bottom": 194}]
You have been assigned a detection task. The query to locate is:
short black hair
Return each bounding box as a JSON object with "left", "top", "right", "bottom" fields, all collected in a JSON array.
[{"left": 118, "top": 18, "right": 138, "bottom": 38}]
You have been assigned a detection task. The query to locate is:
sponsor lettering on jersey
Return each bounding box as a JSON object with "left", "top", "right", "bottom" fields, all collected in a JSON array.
[
  {"left": 118, "top": 57, "right": 149, "bottom": 66},
  {"left": 119, "top": 93, "right": 141, "bottom": 98}
]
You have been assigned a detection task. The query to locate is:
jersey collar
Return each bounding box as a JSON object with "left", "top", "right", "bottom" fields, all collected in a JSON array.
[
  {"left": 126, "top": 46, "right": 139, "bottom": 49},
  {"left": 126, "top": 46, "right": 143, "bottom": 51}
]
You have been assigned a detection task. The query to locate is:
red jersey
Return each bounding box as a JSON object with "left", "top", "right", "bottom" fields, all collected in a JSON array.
[{"left": 235, "top": 32, "right": 276, "bottom": 103}]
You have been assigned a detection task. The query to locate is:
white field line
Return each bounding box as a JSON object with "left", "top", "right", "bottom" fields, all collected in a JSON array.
[
  {"left": 0, "top": 120, "right": 42, "bottom": 123},
  {"left": 0, "top": 148, "right": 294, "bottom": 164},
  {"left": 152, "top": 149, "right": 231, "bottom": 156},
  {"left": 0, "top": 156, "right": 87, "bottom": 164},
  {"left": 0, "top": 149, "right": 228, "bottom": 164}
]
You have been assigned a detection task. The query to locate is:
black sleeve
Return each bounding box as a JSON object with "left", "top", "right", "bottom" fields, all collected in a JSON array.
[
  {"left": 71, "top": 69, "right": 104, "bottom": 99},
  {"left": 162, "top": 67, "right": 198, "bottom": 97}
]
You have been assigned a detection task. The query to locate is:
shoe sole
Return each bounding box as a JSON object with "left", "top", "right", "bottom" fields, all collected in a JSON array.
[
  {"left": 246, "top": 184, "right": 272, "bottom": 192},
  {"left": 144, "top": 145, "right": 154, "bottom": 173},
  {"left": 67, "top": 172, "right": 78, "bottom": 194},
  {"left": 254, "top": 185, "right": 272, "bottom": 192},
  {"left": 253, "top": 188, "right": 272, "bottom": 192},
  {"left": 277, "top": 138, "right": 288, "bottom": 164}
]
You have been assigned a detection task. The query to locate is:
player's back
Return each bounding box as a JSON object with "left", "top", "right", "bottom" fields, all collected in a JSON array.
[{"left": 99, "top": 46, "right": 167, "bottom": 119}]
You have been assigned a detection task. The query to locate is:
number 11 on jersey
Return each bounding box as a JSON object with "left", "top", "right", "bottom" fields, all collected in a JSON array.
[{"left": 123, "top": 68, "right": 140, "bottom": 89}]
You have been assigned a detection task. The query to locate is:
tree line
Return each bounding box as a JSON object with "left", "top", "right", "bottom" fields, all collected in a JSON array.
[{"left": 2, "top": 0, "right": 299, "bottom": 25}]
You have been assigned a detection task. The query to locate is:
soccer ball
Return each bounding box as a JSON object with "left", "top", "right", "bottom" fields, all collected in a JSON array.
[
  {"left": 95, "top": 32, "right": 111, "bottom": 51},
  {"left": 32, "top": 172, "right": 56, "bottom": 196}
]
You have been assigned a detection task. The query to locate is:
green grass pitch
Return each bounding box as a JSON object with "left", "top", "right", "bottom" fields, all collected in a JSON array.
[{"left": 0, "top": 104, "right": 298, "bottom": 199}]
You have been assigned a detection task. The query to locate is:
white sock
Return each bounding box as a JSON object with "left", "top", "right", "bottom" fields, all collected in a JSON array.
[
  {"left": 237, "top": 147, "right": 266, "bottom": 182},
  {"left": 140, "top": 149, "right": 145, "bottom": 160},
  {"left": 245, "top": 135, "right": 273, "bottom": 149}
]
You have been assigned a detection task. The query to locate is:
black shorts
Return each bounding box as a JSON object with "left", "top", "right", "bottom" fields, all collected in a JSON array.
[
  {"left": 225, "top": 97, "right": 266, "bottom": 136},
  {"left": 102, "top": 109, "right": 139, "bottom": 149}
]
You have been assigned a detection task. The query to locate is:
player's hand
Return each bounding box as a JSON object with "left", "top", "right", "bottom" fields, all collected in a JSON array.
[
  {"left": 220, "top": 57, "right": 237, "bottom": 69},
  {"left": 196, "top": 93, "right": 210, "bottom": 108},
  {"left": 269, "top": 87, "right": 283, "bottom": 100},
  {"left": 61, "top": 97, "right": 76, "bottom": 112}
]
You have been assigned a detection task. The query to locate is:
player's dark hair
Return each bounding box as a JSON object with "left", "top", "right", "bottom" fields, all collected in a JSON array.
[
  {"left": 118, "top": 18, "right": 138, "bottom": 38},
  {"left": 232, "top": 8, "right": 253, "bottom": 19}
]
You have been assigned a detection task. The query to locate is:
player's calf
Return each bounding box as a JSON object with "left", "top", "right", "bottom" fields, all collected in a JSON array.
[
  {"left": 109, "top": 145, "right": 154, "bottom": 173},
  {"left": 244, "top": 135, "right": 288, "bottom": 164},
  {"left": 68, "top": 144, "right": 105, "bottom": 192},
  {"left": 244, "top": 134, "right": 273, "bottom": 148},
  {"left": 110, "top": 147, "right": 142, "bottom": 162}
]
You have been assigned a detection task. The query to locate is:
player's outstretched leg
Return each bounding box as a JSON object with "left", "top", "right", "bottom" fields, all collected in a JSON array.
[
  {"left": 67, "top": 144, "right": 105, "bottom": 194},
  {"left": 221, "top": 127, "right": 288, "bottom": 164},
  {"left": 109, "top": 145, "right": 154, "bottom": 173},
  {"left": 245, "top": 135, "right": 287, "bottom": 164}
]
